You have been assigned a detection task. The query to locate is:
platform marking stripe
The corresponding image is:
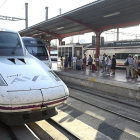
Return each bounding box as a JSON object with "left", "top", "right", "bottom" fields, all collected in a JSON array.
[{"left": 91, "top": 78, "right": 95, "bottom": 82}]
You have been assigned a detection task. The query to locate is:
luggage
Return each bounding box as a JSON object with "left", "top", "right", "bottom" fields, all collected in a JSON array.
[
  {"left": 76, "top": 65, "right": 81, "bottom": 70},
  {"left": 92, "top": 64, "right": 96, "bottom": 71},
  {"left": 137, "top": 69, "right": 140, "bottom": 76}
]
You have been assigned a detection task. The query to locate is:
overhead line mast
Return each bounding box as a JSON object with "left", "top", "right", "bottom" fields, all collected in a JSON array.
[{"left": 0, "top": 3, "right": 28, "bottom": 28}]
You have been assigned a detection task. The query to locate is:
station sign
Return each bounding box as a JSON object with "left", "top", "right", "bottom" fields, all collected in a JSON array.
[{"left": 114, "top": 41, "right": 140, "bottom": 46}]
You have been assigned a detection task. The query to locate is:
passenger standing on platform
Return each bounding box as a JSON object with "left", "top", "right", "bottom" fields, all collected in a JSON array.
[
  {"left": 88, "top": 55, "right": 93, "bottom": 70},
  {"left": 60, "top": 56, "right": 63, "bottom": 69},
  {"left": 96, "top": 55, "right": 100, "bottom": 71},
  {"left": 133, "top": 56, "right": 138, "bottom": 78},
  {"left": 64, "top": 55, "right": 68, "bottom": 69},
  {"left": 111, "top": 55, "right": 116, "bottom": 75},
  {"left": 68, "top": 55, "right": 72, "bottom": 68},
  {"left": 101, "top": 54, "right": 106, "bottom": 73},
  {"left": 83, "top": 54, "right": 87, "bottom": 70},
  {"left": 107, "top": 56, "right": 111, "bottom": 75},
  {"left": 125, "top": 54, "right": 134, "bottom": 79},
  {"left": 105, "top": 55, "right": 108, "bottom": 69},
  {"left": 72, "top": 54, "right": 77, "bottom": 69}
]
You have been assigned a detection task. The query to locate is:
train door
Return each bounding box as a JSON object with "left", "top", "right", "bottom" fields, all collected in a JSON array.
[{"left": 74, "top": 47, "right": 82, "bottom": 60}]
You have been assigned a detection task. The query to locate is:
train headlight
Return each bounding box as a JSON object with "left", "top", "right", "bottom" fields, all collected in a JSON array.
[
  {"left": 65, "top": 86, "right": 69, "bottom": 96},
  {"left": 0, "top": 75, "right": 7, "bottom": 86},
  {"left": 49, "top": 71, "right": 61, "bottom": 81}
]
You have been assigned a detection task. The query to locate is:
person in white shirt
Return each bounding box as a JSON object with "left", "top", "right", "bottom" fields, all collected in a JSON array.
[
  {"left": 96, "top": 55, "right": 100, "bottom": 71},
  {"left": 72, "top": 54, "right": 77, "bottom": 69},
  {"left": 107, "top": 56, "right": 111, "bottom": 75}
]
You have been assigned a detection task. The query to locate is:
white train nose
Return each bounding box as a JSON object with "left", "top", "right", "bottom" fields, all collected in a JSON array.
[
  {"left": 41, "top": 86, "right": 66, "bottom": 102},
  {"left": 8, "top": 90, "right": 43, "bottom": 112},
  {"left": 7, "top": 85, "right": 68, "bottom": 112}
]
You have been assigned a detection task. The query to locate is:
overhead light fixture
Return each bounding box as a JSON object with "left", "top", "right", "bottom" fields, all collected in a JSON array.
[
  {"left": 104, "top": 12, "right": 120, "bottom": 18},
  {"left": 56, "top": 27, "right": 64, "bottom": 30}
]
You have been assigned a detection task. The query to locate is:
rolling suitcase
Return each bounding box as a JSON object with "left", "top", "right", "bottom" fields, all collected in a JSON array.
[
  {"left": 92, "top": 64, "right": 96, "bottom": 71},
  {"left": 76, "top": 65, "right": 81, "bottom": 70},
  {"left": 137, "top": 69, "right": 140, "bottom": 76}
]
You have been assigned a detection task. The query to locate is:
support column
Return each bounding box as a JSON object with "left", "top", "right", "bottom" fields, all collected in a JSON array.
[
  {"left": 59, "top": 8, "right": 61, "bottom": 15},
  {"left": 45, "top": 7, "right": 48, "bottom": 20},
  {"left": 95, "top": 32, "right": 101, "bottom": 56},
  {"left": 25, "top": 3, "right": 28, "bottom": 29},
  {"left": 117, "top": 28, "right": 119, "bottom": 41},
  {"left": 47, "top": 39, "right": 52, "bottom": 55},
  {"left": 58, "top": 38, "right": 63, "bottom": 45},
  {"left": 48, "top": 45, "right": 50, "bottom": 55}
]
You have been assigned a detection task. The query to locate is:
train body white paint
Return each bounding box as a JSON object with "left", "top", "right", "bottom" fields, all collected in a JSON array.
[{"left": 0, "top": 28, "right": 69, "bottom": 125}]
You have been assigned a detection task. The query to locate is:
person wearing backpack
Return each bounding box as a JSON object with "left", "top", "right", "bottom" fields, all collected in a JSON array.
[
  {"left": 125, "top": 54, "right": 133, "bottom": 79},
  {"left": 88, "top": 55, "right": 93, "bottom": 70},
  {"left": 83, "top": 54, "right": 87, "bottom": 70}
]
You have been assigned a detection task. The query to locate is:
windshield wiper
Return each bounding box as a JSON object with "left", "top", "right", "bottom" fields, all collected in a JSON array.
[
  {"left": 31, "top": 49, "right": 37, "bottom": 55},
  {"left": 11, "top": 38, "right": 21, "bottom": 54}
]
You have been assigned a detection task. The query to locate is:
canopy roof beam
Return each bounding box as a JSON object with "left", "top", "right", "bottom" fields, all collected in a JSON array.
[
  {"left": 32, "top": 28, "right": 61, "bottom": 38},
  {"left": 63, "top": 16, "right": 99, "bottom": 32}
]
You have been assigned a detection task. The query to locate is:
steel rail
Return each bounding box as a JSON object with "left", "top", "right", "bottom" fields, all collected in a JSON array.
[
  {"left": 67, "top": 83, "right": 140, "bottom": 110},
  {"left": 47, "top": 118, "right": 81, "bottom": 140},
  {"left": 5, "top": 125, "right": 18, "bottom": 140},
  {"left": 68, "top": 88, "right": 140, "bottom": 124}
]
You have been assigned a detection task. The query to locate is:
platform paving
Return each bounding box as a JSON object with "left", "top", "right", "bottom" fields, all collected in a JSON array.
[
  {"left": 52, "top": 62, "right": 140, "bottom": 85},
  {"left": 52, "top": 62, "right": 140, "bottom": 101}
]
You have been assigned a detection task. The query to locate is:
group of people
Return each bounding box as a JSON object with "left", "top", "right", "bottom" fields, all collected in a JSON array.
[
  {"left": 125, "top": 54, "right": 139, "bottom": 79},
  {"left": 85, "top": 53, "right": 116, "bottom": 76},
  {"left": 60, "top": 53, "right": 139, "bottom": 79},
  {"left": 60, "top": 55, "right": 77, "bottom": 69},
  {"left": 61, "top": 54, "right": 116, "bottom": 76},
  {"left": 100, "top": 54, "right": 116, "bottom": 75}
]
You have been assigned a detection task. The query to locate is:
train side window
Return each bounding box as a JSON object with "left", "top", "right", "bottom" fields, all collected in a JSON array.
[
  {"left": 65, "top": 47, "right": 68, "bottom": 56},
  {"left": 121, "top": 53, "right": 128, "bottom": 59},
  {"left": 69, "top": 47, "right": 72, "bottom": 56},
  {"left": 58, "top": 47, "right": 61, "bottom": 57},
  {"left": 115, "top": 53, "right": 121, "bottom": 59},
  {"left": 115, "top": 53, "right": 129, "bottom": 59},
  {"left": 62, "top": 47, "right": 65, "bottom": 57}
]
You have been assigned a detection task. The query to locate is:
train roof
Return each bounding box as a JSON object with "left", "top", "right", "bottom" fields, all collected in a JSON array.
[{"left": 21, "top": 37, "right": 41, "bottom": 41}]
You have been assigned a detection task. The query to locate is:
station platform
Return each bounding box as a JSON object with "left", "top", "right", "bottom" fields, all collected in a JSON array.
[{"left": 52, "top": 62, "right": 140, "bottom": 101}]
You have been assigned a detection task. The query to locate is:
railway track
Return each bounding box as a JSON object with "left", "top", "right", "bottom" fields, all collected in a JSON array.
[
  {"left": 66, "top": 83, "right": 140, "bottom": 109},
  {"left": 6, "top": 124, "right": 18, "bottom": 140},
  {"left": 67, "top": 83, "right": 140, "bottom": 124},
  {"left": 0, "top": 118, "right": 80, "bottom": 140},
  {"left": 46, "top": 118, "right": 81, "bottom": 140},
  {"left": 27, "top": 119, "right": 81, "bottom": 140}
]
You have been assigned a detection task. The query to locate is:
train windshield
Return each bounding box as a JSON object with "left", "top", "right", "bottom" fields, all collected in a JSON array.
[
  {"left": 0, "top": 32, "right": 21, "bottom": 48},
  {"left": 26, "top": 46, "right": 48, "bottom": 56}
]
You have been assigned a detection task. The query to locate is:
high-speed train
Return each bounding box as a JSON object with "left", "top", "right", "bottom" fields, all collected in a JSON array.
[
  {"left": 22, "top": 37, "right": 52, "bottom": 69},
  {"left": 50, "top": 50, "right": 58, "bottom": 61},
  {"left": 0, "top": 28, "right": 69, "bottom": 125},
  {"left": 85, "top": 40, "right": 140, "bottom": 67}
]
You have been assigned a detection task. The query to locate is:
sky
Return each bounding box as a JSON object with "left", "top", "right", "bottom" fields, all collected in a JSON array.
[{"left": 0, "top": 0, "right": 140, "bottom": 45}]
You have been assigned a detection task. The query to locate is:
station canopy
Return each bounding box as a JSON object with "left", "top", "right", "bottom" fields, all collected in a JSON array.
[{"left": 19, "top": 0, "right": 140, "bottom": 41}]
